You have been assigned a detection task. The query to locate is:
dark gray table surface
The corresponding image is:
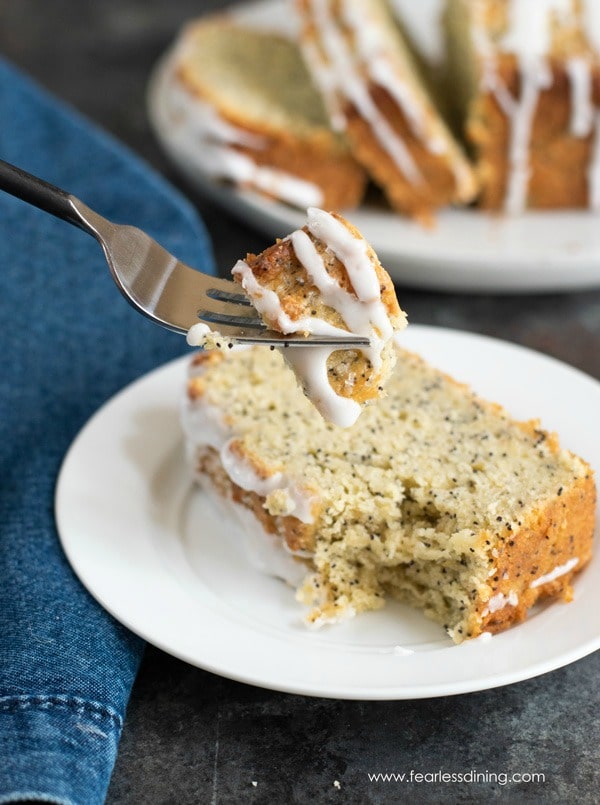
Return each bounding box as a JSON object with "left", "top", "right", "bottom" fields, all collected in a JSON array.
[{"left": 2, "top": 1, "right": 598, "bottom": 803}]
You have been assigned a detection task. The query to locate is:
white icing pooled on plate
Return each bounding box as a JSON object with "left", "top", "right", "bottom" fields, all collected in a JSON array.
[
  {"left": 391, "top": 644, "right": 415, "bottom": 656},
  {"left": 165, "top": 60, "right": 323, "bottom": 209},
  {"left": 375, "top": 644, "right": 416, "bottom": 656},
  {"left": 472, "top": 0, "right": 600, "bottom": 212},
  {"left": 182, "top": 368, "right": 316, "bottom": 585},
  {"left": 232, "top": 207, "right": 403, "bottom": 428},
  {"left": 195, "top": 473, "right": 310, "bottom": 586},
  {"left": 530, "top": 557, "right": 579, "bottom": 588}
]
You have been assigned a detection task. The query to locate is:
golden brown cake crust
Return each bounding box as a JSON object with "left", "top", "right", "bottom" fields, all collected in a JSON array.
[
  {"left": 343, "top": 86, "right": 476, "bottom": 224},
  {"left": 173, "top": 16, "right": 368, "bottom": 211},
  {"left": 194, "top": 420, "right": 596, "bottom": 641},
  {"left": 240, "top": 212, "right": 400, "bottom": 324},
  {"left": 176, "top": 62, "right": 367, "bottom": 211},
  {"left": 469, "top": 56, "right": 600, "bottom": 210},
  {"left": 195, "top": 444, "right": 318, "bottom": 554},
  {"left": 295, "top": 0, "right": 478, "bottom": 222},
  {"left": 472, "top": 471, "right": 596, "bottom": 638},
  {"left": 190, "top": 409, "right": 595, "bottom": 641}
]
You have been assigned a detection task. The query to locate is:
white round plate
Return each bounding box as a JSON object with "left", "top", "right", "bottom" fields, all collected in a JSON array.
[
  {"left": 55, "top": 326, "right": 600, "bottom": 700},
  {"left": 147, "top": 0, "right": 600, "bottom": 294}
]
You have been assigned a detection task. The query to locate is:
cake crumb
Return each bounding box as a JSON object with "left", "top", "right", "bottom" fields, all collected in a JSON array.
[
  {"left": 184, "top": 340, "right": 594, "bottom": 644},
  {"left": 231, "top": 207, "right": 406, "bottom": 427}
]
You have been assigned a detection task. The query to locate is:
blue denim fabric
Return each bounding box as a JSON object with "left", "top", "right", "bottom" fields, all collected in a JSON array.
[{"left": 0, "top": 59, "right": 215, "bottom": 803}]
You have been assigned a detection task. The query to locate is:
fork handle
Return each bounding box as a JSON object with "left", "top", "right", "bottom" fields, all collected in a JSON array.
[{"left": 0, "top": 158, "right": 88, "bottom": 230}]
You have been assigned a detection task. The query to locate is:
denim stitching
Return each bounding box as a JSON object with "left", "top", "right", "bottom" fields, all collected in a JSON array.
[{"left": 0, "top": 695, "right": 123, "bottom": 728}]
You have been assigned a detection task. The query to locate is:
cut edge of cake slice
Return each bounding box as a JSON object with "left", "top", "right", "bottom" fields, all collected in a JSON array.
[
  {"left": 444, "top": 0, "right": 600, "bottom": 213},
  {"left": 295, "top": 0, "right": 479, "bottom": 222},
  {"left": 182, "top": 343, "right": 596, "bottom": 644},
  {"left": 231, "top": 207, "right": 407, "bottom": 427},
  {"left": 160, "top": 14, "right": 368, "bottom": 211}
]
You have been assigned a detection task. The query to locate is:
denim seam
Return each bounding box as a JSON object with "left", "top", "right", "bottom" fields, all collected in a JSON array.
[{"left": 0, "top": 694, "right": 123, "bottom": 728}]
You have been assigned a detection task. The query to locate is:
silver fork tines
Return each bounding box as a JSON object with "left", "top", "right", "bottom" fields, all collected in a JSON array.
[
  {"left": 205, "top": 287, "right": 253, "bottom": 306},
  {"left": 72, "top": 198, "right": 370, "bottom": 347},
  {"left": 0, "top": 159, "right": 370, "bottom": 348}
]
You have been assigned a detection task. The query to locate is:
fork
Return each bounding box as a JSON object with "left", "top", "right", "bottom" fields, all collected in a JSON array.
[{"left": 0, "top": 159, "right": 369, "bottom": 348}]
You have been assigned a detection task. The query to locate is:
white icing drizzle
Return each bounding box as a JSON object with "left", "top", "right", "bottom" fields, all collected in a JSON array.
[
  {"left": 501, "top": 0, "right": 573, "bottom": 57},
  {"left": 504, "top": 58, "right": 553, "bottom": 214},
  {"left": 350, "top": 5, "right": 476, "bottom": 196},
  {"left": 181, "top": 395, "right": 231, "bottom": 458},
  {"left": 375, "top": 52, "right": 476, "bottom": 201},
  {"left": 341, "top": 0, "right": 446, "bottom": 154},
  {"left": 483, "top": 590, "right": 518, "bottom": 616},
  {"left": 168, "top": 78, "right": 267, "bottom": 149},
  {"left": 232, "top": 208, "right": 403, "bottom": 428},
  {"left": 220, "top": 439, "right": 315, "bottom": 524},
  {"left": 472, "top": 0, "right": 600, "bottom": 212},
  {"left": 530, "top": 557, "right": 579, "bottom": 588},
  {"left": 182, "top": 391, "right": 318, "bottom": 526},
  {"left": 231, "top": 259, "right": 353, "bottom": 339},
  {"left": 182, "top": 388, "right": 314, "bottom": 585},
  {"left": 306, "top": 208, "right": 381, "bottom": 302},
  {"left": 186, "top": 322, "right": 211, "bottom": 347},
  {"left": 198, "top": 478, "right": 310, "bottom": 586},
  {"left": 566, "top": 57, "right": 594, "bottom": 137},
  {"left": 303, "top": 0, "right": 475, "bottom": 195},
  {"left": 305, "top": 0, "right": 422, "bottom": 184},
  {"left": 388, "top": 0, "right": 445, "bottom": 67},
  {"left": 165, "top": 61, "right": 323, "bottom": 209},
  {"left": 229, "top": 503, "right": 309, "bottom": 586},
  {"left": 283, "top": 345, "right": 363, "bottom": 428}
]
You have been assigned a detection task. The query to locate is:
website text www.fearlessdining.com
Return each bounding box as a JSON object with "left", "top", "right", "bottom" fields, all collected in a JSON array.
[{"left": 367, "top": 770, "right": 546, "bottom": 786}]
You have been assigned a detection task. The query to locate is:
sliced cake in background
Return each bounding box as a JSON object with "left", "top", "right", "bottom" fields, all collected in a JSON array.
[
  {"left": 161, "top": 16, "right": 367, "bottom": 211},
  {"left": 445, "top": 0, "right": 600, "bottom": 212},
  {"left": 295, "top": 0, "right": 478, "bottom": 222}
]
